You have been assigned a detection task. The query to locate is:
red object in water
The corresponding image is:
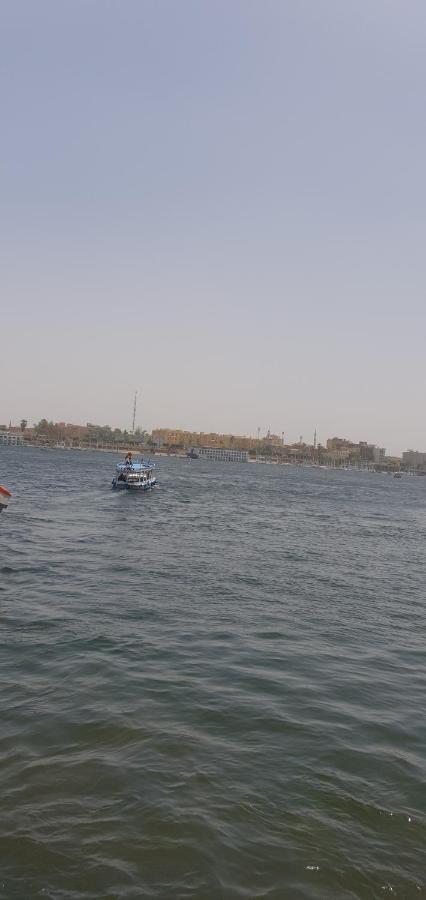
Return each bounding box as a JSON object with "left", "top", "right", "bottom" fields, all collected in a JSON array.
[{"left": 0, "top": 485, "right": 12, "bottom": 511}]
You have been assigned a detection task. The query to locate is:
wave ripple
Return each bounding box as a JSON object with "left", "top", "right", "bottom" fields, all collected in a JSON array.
[{"left": 1, "top": 448, "right": 425, "bottom": 898}]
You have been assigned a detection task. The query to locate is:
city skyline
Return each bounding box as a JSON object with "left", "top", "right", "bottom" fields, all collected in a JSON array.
[
  {"left": 1, "top": 414, "right": 424, "bottom": 460},
  {"left": 2, "top": 2, "right": 426, "bottom": 457}
]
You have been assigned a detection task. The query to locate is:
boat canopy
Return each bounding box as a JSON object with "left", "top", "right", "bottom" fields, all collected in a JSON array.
[{"left": 116, "top": 460, "right": 155, "bottom": 473}]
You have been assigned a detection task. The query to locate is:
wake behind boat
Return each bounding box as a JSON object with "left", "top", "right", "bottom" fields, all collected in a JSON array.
[{"left": 112, "top": 454, "right": 156, "bottom": 492}]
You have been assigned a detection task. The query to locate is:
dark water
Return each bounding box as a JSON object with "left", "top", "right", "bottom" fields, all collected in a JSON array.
[{"left": 1, "top": 447, "right": 425, "bottom": 899}]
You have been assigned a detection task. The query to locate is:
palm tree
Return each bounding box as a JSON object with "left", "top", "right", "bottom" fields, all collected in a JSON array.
[{"left": 20, "top": 419, "right": 28, "bottom": 432}]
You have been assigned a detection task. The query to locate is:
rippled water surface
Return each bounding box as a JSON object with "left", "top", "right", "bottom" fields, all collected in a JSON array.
[{"left": 1, "top": 447, "right": 425, "bottom": 899}]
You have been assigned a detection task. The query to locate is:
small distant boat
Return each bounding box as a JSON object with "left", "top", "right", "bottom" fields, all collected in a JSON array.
[
  {"left": 394, "top": 472, "right": 402, "bottom": 479},
  {"left": 112, "top": 458, "right": 156, "bottom": 491},
  {"left": 187, "top": 448, "right": 199, "bottom": 459},
  {"left": 0, "top": 485, "right": 12, "bottom": 512}
]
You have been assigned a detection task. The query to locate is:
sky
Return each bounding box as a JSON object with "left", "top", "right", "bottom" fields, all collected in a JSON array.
[{"left": 1, "top": 0, "right": 425, "bottom": 455}]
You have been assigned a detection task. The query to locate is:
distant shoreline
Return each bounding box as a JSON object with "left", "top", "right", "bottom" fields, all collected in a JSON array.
[{"left": 2, "top": 443, "right": 419, "bottom": 474}]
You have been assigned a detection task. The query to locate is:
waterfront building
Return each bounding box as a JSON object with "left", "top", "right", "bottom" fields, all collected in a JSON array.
[
  {"left": 152, "top": 428, "right": 260, "bottom": 451},
  {"left": 402, "top": 449, "right": 426, "bottom": 468},
  {"left": 324, "top": 448, "right": 351, "bottom": 464},
  {"left": 373, "top": 447, "right": 386, "bottom": 464},
  {"left": 196, "top": 447, "right": 249, "bottom": 463},
  {"left": 152, "top": 429, "right": 197, "bottom": 449},
  {"left": 359, "top": 442, "right": 375, "bottom": 462},
  {"left": 326, "top": 437, "right": 356, "bottom": 451},
  {"left": 0, "top": 430, "right": 24, "bottom": 446}
]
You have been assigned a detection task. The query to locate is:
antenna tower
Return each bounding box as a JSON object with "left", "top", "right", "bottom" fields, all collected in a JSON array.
[{"left": 132, "top": 390, "right": 138, "bottom": 434}]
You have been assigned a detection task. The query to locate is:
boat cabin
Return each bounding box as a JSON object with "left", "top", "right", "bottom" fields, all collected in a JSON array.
[{"left": 112, "top": 458, "right": 156, "bottom": 491}]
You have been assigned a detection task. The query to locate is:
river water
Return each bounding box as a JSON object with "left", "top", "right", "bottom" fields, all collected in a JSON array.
[{"left": 1, "top": 447, "right": 425, "bottom": 899}]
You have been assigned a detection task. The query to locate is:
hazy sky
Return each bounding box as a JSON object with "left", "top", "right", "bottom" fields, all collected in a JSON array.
[{"left": 1, "top": 1, "right": 425, "bottom": 454}]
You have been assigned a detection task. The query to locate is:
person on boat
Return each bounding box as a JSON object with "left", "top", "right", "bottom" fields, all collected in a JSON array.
[{"left": 124, "top": 451, "right": 133, "bottom": 467}]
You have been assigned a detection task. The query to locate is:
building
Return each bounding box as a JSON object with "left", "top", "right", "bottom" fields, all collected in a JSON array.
[
  {"left": 0, "top": 430, "right": 24, "bottom": 446},
  {"left": 326, "top": 437, "right": 356, "bottom": 451},
  {"left": 402, "top": 450, "right": 426, "bottom": 468},
  {"left": 196, "top": 447, "right": 248, "bottom": 463},
  {"left": 373, "top": 447, "right": 386, "bottom": 464},
  {"left": 358, "top": 442, "right": 375, "bottom": 462},
  {"left": 324, "top": 448, "right": 351, "bottom": 464},
  {"left": 152, "top": 428, "right": 261, "bottom": 451}
]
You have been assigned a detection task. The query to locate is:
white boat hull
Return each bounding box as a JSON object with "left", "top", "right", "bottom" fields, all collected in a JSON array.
[{"left": 112, "top": 477, "right": 157, "bottom": 491}]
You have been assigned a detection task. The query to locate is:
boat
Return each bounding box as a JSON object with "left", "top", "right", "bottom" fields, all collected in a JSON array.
[
  {"left": 0, "top": 485, "right": 12, "bottom": 512},
  {"left": 112, "top": 458, "right": 156, "bottom": 491},
  {"left": 394, "top": 472, "right": 402, "bottom": 478}
]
